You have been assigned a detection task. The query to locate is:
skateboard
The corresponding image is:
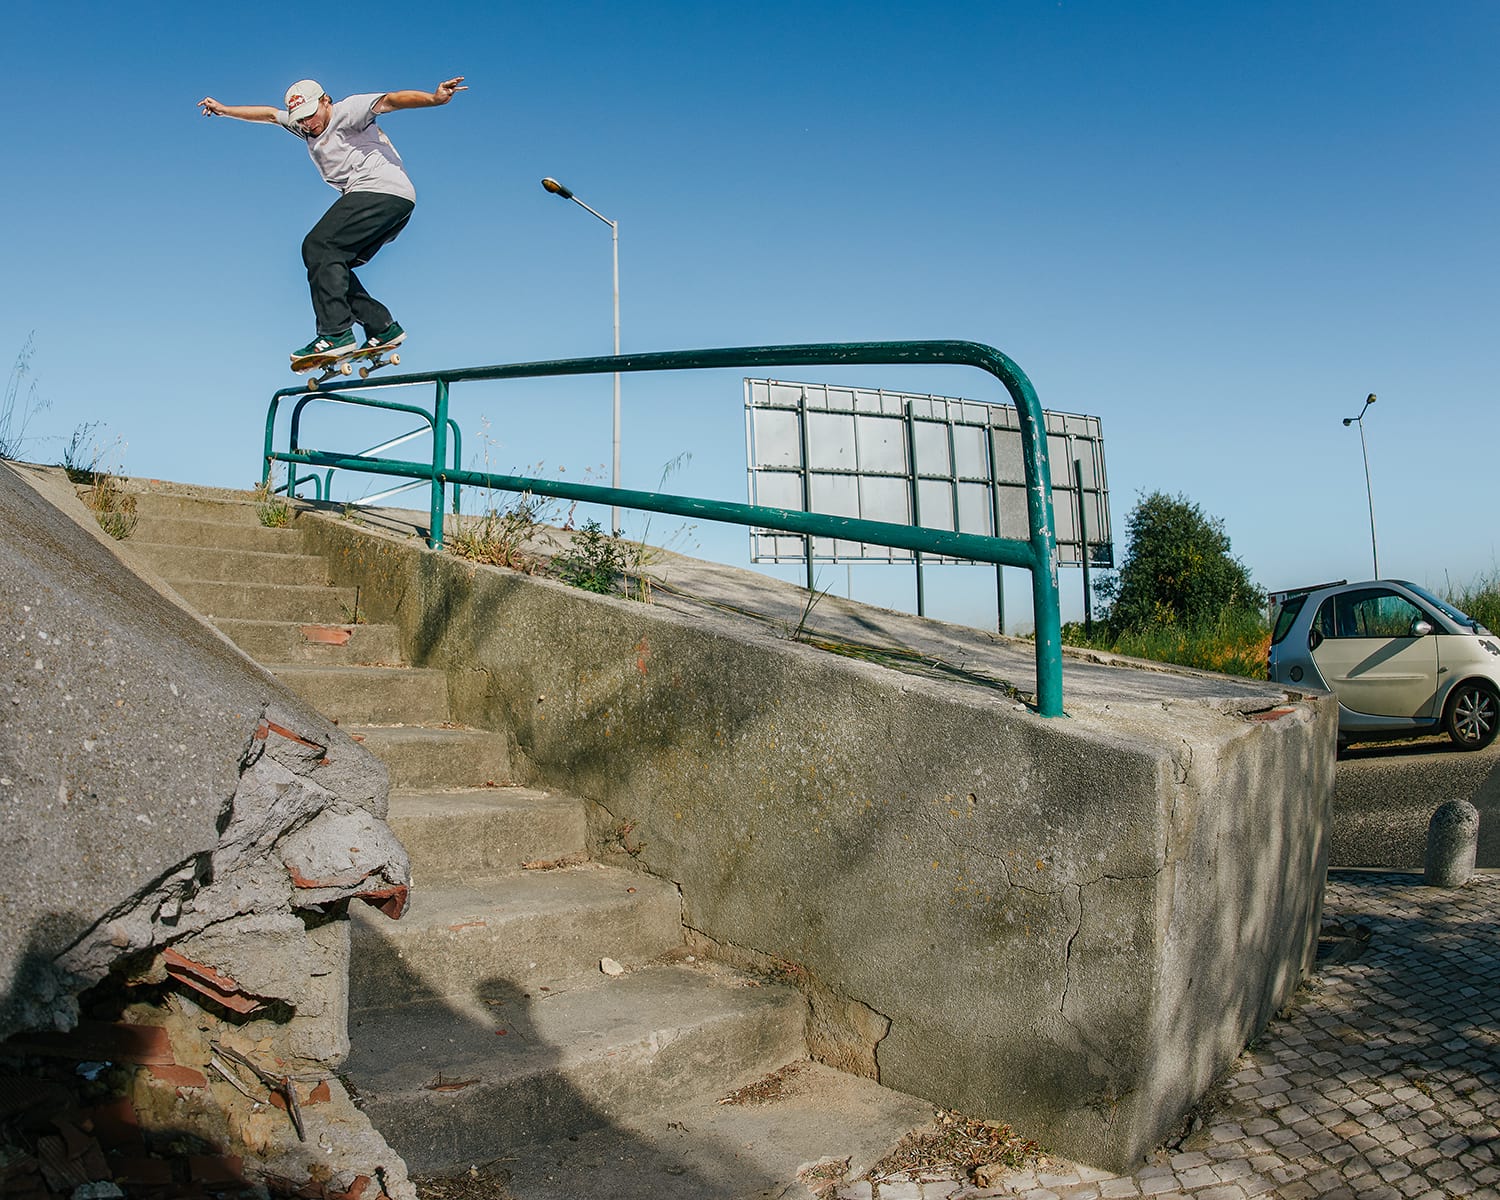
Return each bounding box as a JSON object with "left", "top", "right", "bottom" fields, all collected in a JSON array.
[{"left": 291, "top": 344, "right": 402, "bottom": 389}]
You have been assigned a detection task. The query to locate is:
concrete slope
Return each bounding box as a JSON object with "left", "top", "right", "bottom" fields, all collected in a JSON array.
[{"left": 118, "top": 478, "right": 932, "bottom": 1190}]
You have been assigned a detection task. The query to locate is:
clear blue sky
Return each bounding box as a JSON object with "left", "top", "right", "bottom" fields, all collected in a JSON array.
[{"left": 4, "top": 1, "right": 1496, "bottom": 632}]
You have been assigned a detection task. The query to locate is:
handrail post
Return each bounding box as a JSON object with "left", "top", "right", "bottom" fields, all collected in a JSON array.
[
  {"left": 995, "top": 355, "right": 1062, "bottom": 718},
  {"left": 430, "top": 379, "right": 450, "bottom": 549}
]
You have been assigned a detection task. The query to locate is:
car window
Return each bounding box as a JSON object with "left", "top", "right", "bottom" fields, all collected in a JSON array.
[
  {"left": 1401, "top": 580, "right": 1480, "bottom": 630},
  {"left": 1324, "top": 588, "right": 1426, "bottom": 639},
  {"left": 1271, "top": 594, "right": 1308, "bottom": 645}
]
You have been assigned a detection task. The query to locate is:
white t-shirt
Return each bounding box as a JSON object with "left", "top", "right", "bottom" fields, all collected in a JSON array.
[{"left": 277, "top": 93, "right": 416, "bottom": 203}]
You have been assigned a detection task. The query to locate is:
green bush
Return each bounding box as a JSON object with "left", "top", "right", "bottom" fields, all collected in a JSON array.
[{"left": 1444, "top": 570, "right": 1500, "bottom": 633}]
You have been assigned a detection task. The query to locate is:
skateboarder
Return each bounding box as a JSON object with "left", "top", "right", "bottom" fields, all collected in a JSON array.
[{"left": 197, "top": 77, "right": 467, "bottom": 363}]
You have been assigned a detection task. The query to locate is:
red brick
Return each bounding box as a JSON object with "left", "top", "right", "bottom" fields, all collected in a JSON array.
[
  {"left": 300, "top": 625, "right": 352, "bottom": 646},
  {"left": 161, "top": 949, "right": 263, "bottom": 1016},
  {"left": 148, "top": 1063, "right": 209, "bottom": 1088},
  {"left": 10, "top": 1021, "right": 173, "bottom": 1064},
  {"left": 80, "top": 1096, "right": 142, "bottom": 1149}
]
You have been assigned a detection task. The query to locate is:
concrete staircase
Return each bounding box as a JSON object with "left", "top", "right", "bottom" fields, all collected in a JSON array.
[{"left": 125, "top": 486, "right": 931, "bottom": 1197}]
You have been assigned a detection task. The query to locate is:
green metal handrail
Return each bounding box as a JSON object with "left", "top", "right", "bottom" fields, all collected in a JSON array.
[
  {"left": 283, "top": 392, "right": 464, "bottom": 513},
  {"left": 264, "top": 341, "right": 1064, "bottom": 715},
  {"left": 277, "top": 392, "right": 462, "bottom": 509}
]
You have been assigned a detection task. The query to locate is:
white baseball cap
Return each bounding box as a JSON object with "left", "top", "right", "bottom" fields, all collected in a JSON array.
[{"left": 284, "top": 79, "right": 325, "bottom": 122}]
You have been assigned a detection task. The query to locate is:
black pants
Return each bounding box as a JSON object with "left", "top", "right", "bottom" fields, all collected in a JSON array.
[{"left": 301, "top": 191, "right": 415, "bottom": 337}]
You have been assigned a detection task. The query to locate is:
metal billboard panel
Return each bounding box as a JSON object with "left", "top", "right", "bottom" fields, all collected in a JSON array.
[{"left": 745, "top": 379, "right": 1112, "bottom": 568}]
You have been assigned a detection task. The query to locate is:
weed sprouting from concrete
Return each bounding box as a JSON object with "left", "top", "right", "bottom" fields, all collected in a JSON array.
[
  {"left": 0, "top": 333, "right": 48, "bottom": 460},
  {"left": 771, "top": 578, "right": 831, "bottom": 643},
  {"left": 341, "top": 586, "right": 366, "bottom": 626},
  {"left": 553, "top": 519, "right": 626, "bottom": 594},
  {"left": 64, "top": 424, "right": 137, "bottom": 540},
  {"left": 61, "top": 422, "right": 105, "bottom": 483},
  {"left": 79, "top": 471, "right": 139, "bottom": 540},
  {"left": 448, "top": 492, "right": 549, "bottom": 572},
  {"left": 253, "top": 473, "right": 292, "bottom": 529}
]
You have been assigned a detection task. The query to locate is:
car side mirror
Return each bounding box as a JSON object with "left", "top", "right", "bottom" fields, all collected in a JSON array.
[
  {"left": 1308, "top": 628, "right": 1324, "bottom": 651},
  {"left": 1411, "top": 619, "right": 1434, "bottom": 637}
]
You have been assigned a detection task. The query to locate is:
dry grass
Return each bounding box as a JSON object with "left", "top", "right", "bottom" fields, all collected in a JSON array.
[
  {"left": 413, "top": 1162, "right": 517, "bottom": 1200},
  {"left": 716, "top": 1061, "right": 808, "bottom": 1106},
  {"left": 868, "top": 1108, "right": 1043, "bottom": 1184},
  {"left": 78, "top": 471, "right": 138, "bottom": 540}
]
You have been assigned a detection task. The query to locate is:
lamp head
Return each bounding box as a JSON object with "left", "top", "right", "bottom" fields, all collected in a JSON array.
[
  {"left": 1343, "top": 418, "right": 1353, "bottom": 426},
  {"left": 541, "top": 177, "right": 574, "bottom": 200},
  {"left": 1366, "top": 393, "right": 1376, "bottom": 405}
]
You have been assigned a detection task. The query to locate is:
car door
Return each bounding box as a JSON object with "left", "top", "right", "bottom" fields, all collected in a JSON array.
[{"left": 1309, "top": 587, "right": 1440, "bottom": 718}]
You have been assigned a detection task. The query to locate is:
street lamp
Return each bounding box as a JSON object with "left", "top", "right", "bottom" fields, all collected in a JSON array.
[
  {"left": 1342, "top": 393, "right": 1379, "bottom": 579},
  {"left": 542, "top": 177, "right": 621, "bottom": 534}
]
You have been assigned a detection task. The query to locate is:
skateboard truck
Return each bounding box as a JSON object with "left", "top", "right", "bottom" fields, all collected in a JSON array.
[{"left": 293, "top": 347, "right": 402, "bottom": 390}]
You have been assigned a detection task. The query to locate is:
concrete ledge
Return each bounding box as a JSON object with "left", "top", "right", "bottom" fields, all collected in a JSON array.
[{"left": 296, "top": 507, "right": 1334, "bottom": 1172}]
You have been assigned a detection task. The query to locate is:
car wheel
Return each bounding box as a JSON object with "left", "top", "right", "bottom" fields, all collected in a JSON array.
[{"left": 1444, "top": 681, "right": 1500, "bottom": 751}]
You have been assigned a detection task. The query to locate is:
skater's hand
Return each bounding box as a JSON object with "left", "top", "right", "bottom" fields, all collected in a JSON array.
[
  {"left": 376, "top": 79, "right": 469, "bottom": 114},
  {"left": 198, "top": 97, "right": 226, "bottom": 116}
]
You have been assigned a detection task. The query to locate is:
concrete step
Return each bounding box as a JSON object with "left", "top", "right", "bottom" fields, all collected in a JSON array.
[
  {"left": 343, "top": 963, "right": 808, "bottom": 1175},
  {"left": 211, "top": 617, "right": 403, "bottom": 666},
  {"left": 349, "top": 862, "right": 683, "bottom": 1007},
  {"left": 349, "top": 725, "right": 511, "bottom": 789},
  {"left": 386, "top": 787, "right": 587, "bottom": 877},
  {"left": 126, "top": 490, "right": 281, "bottom": 526},
  {"left": 130, "top": 515, "right": 306, "bottom": 553},
  {"left": 495, "top": 1061, "right": 934, "bottom": 1200},
  {"left": 131, "top": 542, "right": 331, "bottom": 587},
  {"left": 270, "top": 664, "right": 450, "bottom": 725},
  {"left": 166, "top": 578, "right": 357, "bottom": 624}
]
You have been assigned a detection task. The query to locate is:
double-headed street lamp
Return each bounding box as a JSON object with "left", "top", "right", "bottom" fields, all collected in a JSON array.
[
  {"left": 1342, "top": 393, "right": 1379, "bottom": 579},
  {"left": 542, "top": 177, "right": 621, "bottom": 534}
]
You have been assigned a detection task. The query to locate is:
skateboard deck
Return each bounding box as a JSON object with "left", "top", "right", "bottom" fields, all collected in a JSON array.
[{"left": 291, "top": 344, "right": 402, "bottom": 389}]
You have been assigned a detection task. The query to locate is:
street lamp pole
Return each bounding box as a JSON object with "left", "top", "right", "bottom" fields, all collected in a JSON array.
[
  {"left": 542, "top": 177, "right": 621, "bottom": 534},
  {"left": 1342, "top": 393, "right": 1379, "bottom": 579}
]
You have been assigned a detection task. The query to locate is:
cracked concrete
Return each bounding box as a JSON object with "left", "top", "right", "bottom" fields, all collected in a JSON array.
[{"left": 0, "top": 463, "right": 414, "bottom": 1197}]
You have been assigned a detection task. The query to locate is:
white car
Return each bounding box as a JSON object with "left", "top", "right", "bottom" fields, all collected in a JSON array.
[{"left": 1267, "top": 579, "right": 1500, "bottom": 751}]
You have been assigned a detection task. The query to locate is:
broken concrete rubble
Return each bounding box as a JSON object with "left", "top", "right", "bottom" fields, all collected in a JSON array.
[{"left": 0, "top": 462, "right": 414, "bottom": 1197}]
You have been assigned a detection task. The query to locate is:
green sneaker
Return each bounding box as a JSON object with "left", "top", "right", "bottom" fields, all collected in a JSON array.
[
  {"left": 290, "top": 330, "right": 356, "bottom": 361},
  {"left": 361, "top": 322, "right": 406, "bottom": 351}
]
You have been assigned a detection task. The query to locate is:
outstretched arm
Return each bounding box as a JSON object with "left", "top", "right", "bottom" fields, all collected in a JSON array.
[
  {"left": 198, "top": 98, "right": 280, "bottom": 122},
  {"left": 373, "top": 76, "right": 468, "bottom": 114}
]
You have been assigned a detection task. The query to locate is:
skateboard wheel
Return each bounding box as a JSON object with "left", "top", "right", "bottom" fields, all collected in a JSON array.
[
  {"left": 390, "top": 353, "right": 400, "bottom": 366},
  {"left": 338, "top": 361, "right": 353, "bottom": 376},
  {"left": 307, "top": 378, "right": 320, "bottom": 391},
  {"left": 359, "top": 366, "right": 371, "bottom": 379}
]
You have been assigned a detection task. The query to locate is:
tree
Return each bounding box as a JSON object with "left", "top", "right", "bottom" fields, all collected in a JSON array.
[{"left": 1096, "top": 491, "right": 1262, "bottom": 634}]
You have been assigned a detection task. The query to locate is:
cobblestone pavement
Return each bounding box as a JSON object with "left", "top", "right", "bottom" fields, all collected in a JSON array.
[{"left": 836, "top": 871, "right": 1500, "bottom": 1200}]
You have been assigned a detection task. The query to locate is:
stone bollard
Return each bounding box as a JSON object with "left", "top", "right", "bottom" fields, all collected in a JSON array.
[{"left": 1425, "top": 799, "right": 1480, "bottom": 887}]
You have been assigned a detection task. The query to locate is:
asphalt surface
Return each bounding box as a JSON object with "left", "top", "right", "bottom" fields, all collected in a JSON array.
[{"left": 1332, "top": 738, "right": 1500, "bottom": 869}]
